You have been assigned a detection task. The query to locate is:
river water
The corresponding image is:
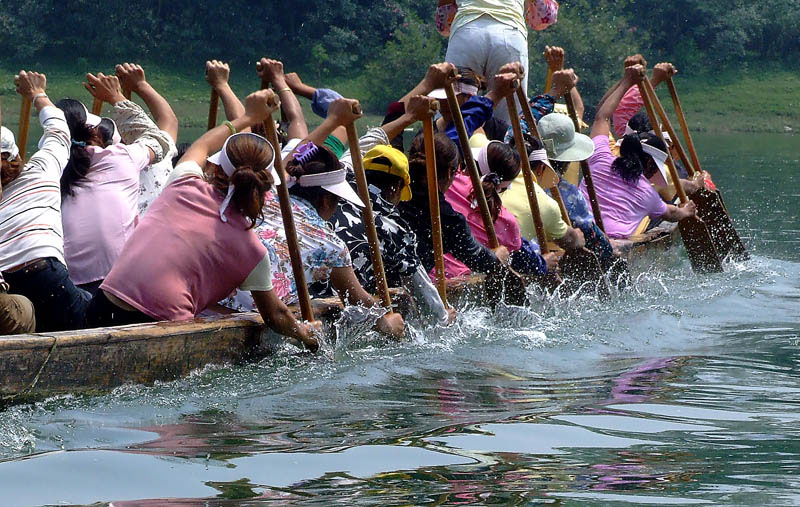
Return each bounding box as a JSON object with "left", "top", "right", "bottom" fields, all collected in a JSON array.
[{"left": 1, "top": 133, "right": 798, "bottom": 505}]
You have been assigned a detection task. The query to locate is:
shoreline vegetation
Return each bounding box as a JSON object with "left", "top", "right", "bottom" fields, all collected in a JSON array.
[{"left": 0, "top": 61, "right": 796, "bottom": 148}]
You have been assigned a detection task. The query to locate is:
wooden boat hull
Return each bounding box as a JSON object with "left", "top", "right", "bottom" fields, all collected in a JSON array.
[{"left": 0, "top": 222, "right": 682, "bottom": 404}]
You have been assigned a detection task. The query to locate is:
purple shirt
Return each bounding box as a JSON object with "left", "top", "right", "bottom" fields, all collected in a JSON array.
[{"left": 580, "top": 136, "right": 667, "bottom": 239}]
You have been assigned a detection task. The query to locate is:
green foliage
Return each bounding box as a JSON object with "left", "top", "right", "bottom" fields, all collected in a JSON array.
[{"left": 361, "top": 16, "right": 445, "bottom": 111}]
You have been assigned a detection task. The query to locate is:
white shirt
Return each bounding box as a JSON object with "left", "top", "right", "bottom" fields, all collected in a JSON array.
[{"left": 0, "top": 106, "right": 71, "bottom": 270}]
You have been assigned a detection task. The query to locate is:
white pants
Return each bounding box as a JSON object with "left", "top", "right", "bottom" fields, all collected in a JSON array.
[{"left": 445, "top": 14, "right": 529, "bottom": 123}]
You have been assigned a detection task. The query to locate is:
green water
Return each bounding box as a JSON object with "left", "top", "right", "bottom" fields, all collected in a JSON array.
[{"left": 1, "top": 133, "right": 799, "bottom": 505}]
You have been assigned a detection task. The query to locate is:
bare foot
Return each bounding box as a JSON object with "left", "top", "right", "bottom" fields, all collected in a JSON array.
[{"left": 284, "top": 72, "right": 315, "bottom": 99}]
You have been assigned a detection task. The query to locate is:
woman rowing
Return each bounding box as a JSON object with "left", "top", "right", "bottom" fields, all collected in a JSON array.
[
  {"left": 220, "top": 95, "right": 406, "bottom": 340},
  {"left": 58, "top": 72, "right": 171, "bottom": 295},
  {"left": 442, "top": 137, "right": 558, "bottom": 279},
  {"left": 583, "top": 64, "right": 696, "bottom": 240},
  {"left": 85, "top": 88, "right": 320, "bottom": 350}
]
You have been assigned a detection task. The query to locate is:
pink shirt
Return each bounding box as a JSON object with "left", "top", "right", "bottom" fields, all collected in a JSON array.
[
  {"left": 612, "top": 86, "right": 643, "bottom": 139},
  {"left": 62, "top": 143, "right": 150, "bottom": 284},
  {"left": 581, "top": 136, "right": 667, "bottom": 239},
  {"left": 440, "top": 172, "right": 521, "bottom": 278},
  {"left": 101, "top": 163, "right": 267, "bottom": 321}
]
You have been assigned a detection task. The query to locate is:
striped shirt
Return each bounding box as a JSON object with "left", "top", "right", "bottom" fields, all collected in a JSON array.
[{"left": 0, "top": 106, "right": 71, "bottom": 271}]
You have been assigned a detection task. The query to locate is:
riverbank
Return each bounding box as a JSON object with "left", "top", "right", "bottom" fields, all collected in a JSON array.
[{"left": 1, "top": 63, "right": 796, "bottom": 137}]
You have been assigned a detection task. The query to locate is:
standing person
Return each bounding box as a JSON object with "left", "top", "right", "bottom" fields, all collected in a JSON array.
[
  {"left": 85, "top": 89, "right": 320, "bottom": 351},
  {"left": 58, "top": 72, "right": 168, "bottom": 295},
  {"left": 0, "top": 71, "right": 90, "bottom": 332},
  {"left": 440, "top": 0, "right": 559, "bottom": 122}
]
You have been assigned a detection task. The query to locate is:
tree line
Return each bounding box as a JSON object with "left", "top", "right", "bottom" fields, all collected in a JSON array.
[{"left": 1, "top": 0, "right": 797, "bottom": 111}]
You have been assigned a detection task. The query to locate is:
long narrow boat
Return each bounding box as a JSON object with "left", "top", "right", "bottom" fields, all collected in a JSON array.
[{"left": 0, "top": 222, "right": 679, "bottom": 405}]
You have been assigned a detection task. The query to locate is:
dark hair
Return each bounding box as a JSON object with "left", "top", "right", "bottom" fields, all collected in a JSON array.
[
  {"left": 612, "top": 132, "right": 667, "bottom": 184},
  {"left": 627, "top": 112, "right": 652, "bottom": 133},
  {"left": 172, "top": 143, "right": 190, "bottom": 167},
  {"left": 365, "top": 159, "right": 404, "bottom": 200},
  {"left": 285, "top": 144, "right": 341, "bottom": 208},
  {"left": 509, "top": 131, "right": 555, "bottom": 173},
  {"left": 210, "top": 134, "right": 276, "bottom": 227},
  {"left": 56, "top": 98, "right": 99, "bottom": 197},
  {"left": 407, "top": 131, "right": 460, "bottom": 196},
  {"left": 475, "top": 142, "right": 520, "bottom": 221},
  {"left": 97, "top": 118, "right": 116, "bottom": 147},
  {"left": 456, "top": 66, "right": 487, "bottom": 92}
]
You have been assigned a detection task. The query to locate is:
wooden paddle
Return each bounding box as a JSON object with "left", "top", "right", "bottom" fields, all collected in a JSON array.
[
  {"left": 207, "top": 90, "right": 219, "bottom": 131},
  {"left": 444, "top": 78, "right": 527, "bottom": 306},
  {"left": 563, "top": 93, "right": 606, "bottom": 233},
  {"left": 17, "top": 98, "right": 32, "bottom": 161},
  {"left": 423, "top": 102, "right": 448, "bottom": 305},
  {"left": 344, "top": 104, "right": 394, "bottom": 310},
  {"left": 91, "top": 97, "right": 103, "bottom": 116},
  {"left": 514, "top": 87, "right": 608, "bottom": 296},
  {"left": 260, "top": 91, "right": 315, "bottom": 323},
  {"left": 664, "top": 77, "right": 749, "bottom": 261},
  {"left": 638, "top": 78, "right": 724, "bottom": 273}
]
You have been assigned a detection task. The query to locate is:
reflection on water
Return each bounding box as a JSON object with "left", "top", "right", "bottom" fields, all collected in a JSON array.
[{"left": 1, "top": 134, "right": 799, "bottom": 505}]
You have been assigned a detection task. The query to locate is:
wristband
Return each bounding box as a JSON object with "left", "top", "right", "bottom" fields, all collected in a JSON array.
[
  {"left": 224, "top": 121, "right": 236, "bottom": 136},
  {"left": 32, "top": 93, "right": 48, "bottom": 101},
  {"left": 276, "top": 87, "right": 292, "bottom": 94}
]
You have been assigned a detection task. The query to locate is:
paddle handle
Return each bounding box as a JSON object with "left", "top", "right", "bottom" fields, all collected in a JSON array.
[
  {"left": 17, "top": 98, "right": 32, "bottom": 161},
  {"left": 444, "top": 82, "right": 499, "bottom": 249},
  {"left": 423, "top": 117, "right": 448, "bottom": 304},
  {"left": 666, "top": 77, "right": 702, "bottom": 174},
  {"left": 345, "top": 122, "right": 393, "bottom": 309},
  {"left": 263, "top": 111, "right": 315, "bottom": 323},
  {"left": 642, "top": 78, "right": 697, "bottom": 178},
  {"left": 564, "top": 93, "right": 605, "bottom": 232},
  {"left": 638, "top": 80, "right": 688, "bottom": 205},
  {"left": 507, "top": 94, "right": 549, "bottom": 254},
  {"left": 91, "top": 97, "right": 103, "bottom": 116},
  {"left": 207, "top": 90, "right": 219, "bottom": 131}
]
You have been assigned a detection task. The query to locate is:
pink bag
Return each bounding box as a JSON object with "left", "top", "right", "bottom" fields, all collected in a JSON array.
[{"left": 526, "top": 0, "right": 559, "bottom": 31}]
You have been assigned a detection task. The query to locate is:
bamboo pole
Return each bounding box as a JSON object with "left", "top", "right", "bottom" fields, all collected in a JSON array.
[
  {"left": 91, "top": 97, "right": 103, "bottom": 116},
  {"left": 444, "top": 80, "right": 499, "bottom": 248},
  {"left": 344, "top": 107, "right": 394, "bottom": 309},
  {"left": 423, "top": 105, "right": 448, "bottom": 304}
]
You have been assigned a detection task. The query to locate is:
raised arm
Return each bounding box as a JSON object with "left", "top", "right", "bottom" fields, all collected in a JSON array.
[
  {"left": 116, "top": 63, "right": 179, "bottom": 143},
  {"left": 283, "top": 98, "right": 360, "bottom": 163},
  {"left": 257, "top": 58, "right": 308, "bottom": 140},
  {"left": 13, "top": 71, "right": 67, "bottom": 179},
  {"left": 205, "top": 60, "right": 245, "bottom": 122},
  {"left": 381, "top": 95, "right": 439, "bottom": 140},
  {"left": 180, "top": 89, "right": 277, "bottom": 167},
  {"left": 591, "top": 64, "right": 644, "bottom": 139},
  {"left": 399, "top": 62, "right": 456, "bottom": 106}
]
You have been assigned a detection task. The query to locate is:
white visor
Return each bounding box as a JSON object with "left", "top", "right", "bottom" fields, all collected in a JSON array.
[
  {"left": 207, "top": 133, "right": 278, "bottom": 222},
  {"left": 428, "top": 82, "right": 480, "bottom": 100},
  {"left": 1, "top": 126, "right": 20, "bottom": 160},
  {"left": 81, "top": 102, "right": 102, "bottom": 128},
  {"left": 641, "top": 143, "right": 669, "bottom": 188},
  {"left": 291, "top": 167, "right": 365, "bottom": 208},
  {"left": 620, "top": 124, "right": 672, "bottom": 146}
]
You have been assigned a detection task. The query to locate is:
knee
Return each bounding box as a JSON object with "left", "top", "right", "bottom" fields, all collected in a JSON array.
[{"left": 0, "top": 293, "right": 36, "bottom": 335}]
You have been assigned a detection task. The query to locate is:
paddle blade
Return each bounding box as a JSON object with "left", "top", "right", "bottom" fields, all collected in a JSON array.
[
  {"left": 560, "top": 248, "right": 611, "bottom": 300},
  {"left": 678, "top": 216, "right": 724, "bottom": 273},
  {"left": 690, "top": 188, "right": 749, "bottom": 261}
]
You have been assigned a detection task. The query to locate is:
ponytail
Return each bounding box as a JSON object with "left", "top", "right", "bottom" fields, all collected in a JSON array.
[
  {"left": 612, "top": 134, "right": 648, "bottom": 184},
  {"left": 230, "top": 166, "right": 270, "bottom": 228},
  {"left": 56, "top": 98, "right": 97, "bottom": 197}
]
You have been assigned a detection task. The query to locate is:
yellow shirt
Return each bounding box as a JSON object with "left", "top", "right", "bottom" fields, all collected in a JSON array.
[
  {"left": 451, "top": 0, "right": 527, "bottom": 37},
  {"left": 501, "top": 174, "right": 568, "bottom": 241}
]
